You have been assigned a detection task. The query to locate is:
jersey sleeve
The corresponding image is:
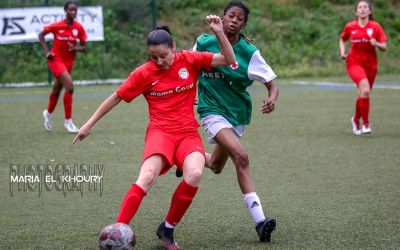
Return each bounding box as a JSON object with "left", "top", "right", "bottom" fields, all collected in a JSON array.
[
  {"left": 189, "top": 51, "right": 213, "bottom": 71},
  {"left": 43, "top": 22, "right": 58, "bottom": 34},
  {"left": 116, "top": 69, "right": 147, "bottom": 103},
  {"left": 78, "top": 24, "right": 88, "bottom": 43},
  {"left": 248, "top": 50, "right": 277, "bottom": 83},
  {"left": 375, "top": 23, "right": 388, "bottom": 43},
  {"left": 340, "top": 23, "right": 350, "bottom": 41}
]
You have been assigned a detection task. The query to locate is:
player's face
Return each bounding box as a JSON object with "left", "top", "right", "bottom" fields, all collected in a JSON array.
[
  {"left": 356, "top": 1, "right": 371, "bottom": 19},
  {"left": 148, "top": 44, "right": 175, "bottom": 70},
  {"left": 223, "top": 6, "right": 246, "bottom": 36},
  {"left": 65, "top": 4, "right": 78, "bottom": 20}
]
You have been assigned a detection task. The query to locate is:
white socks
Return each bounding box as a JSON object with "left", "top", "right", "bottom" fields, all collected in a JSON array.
[
  {"left": 244, "top": 192, "right": 265, "bottom": 225},
  {"left": 165, "top": 221, "right": 174, "bottom": 229}
]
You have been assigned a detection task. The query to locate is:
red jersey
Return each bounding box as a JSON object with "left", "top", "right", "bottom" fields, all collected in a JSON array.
[
  {"left": 116, "top": 51, "right": 213, "bottom": 133},
  {"left": 43, "top": 20, "right": 87, "bottom": 66},
  {"left": 340, "top": 20, "right": 387, "bottom": 67}
]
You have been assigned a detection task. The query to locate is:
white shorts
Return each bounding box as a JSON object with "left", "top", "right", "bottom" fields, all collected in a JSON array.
[{"left": 201, "top": 114, "right": 245, "bottom": 144}]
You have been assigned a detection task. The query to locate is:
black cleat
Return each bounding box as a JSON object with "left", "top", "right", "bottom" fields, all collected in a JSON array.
[
  {"left": 156, "top": 222, "right": 180, "bottom": 250},
  {"left": 256, "top": 217, "right": 276, "bottom": 242},
  {"left": 175, "top": 168, "right": 183, "bottom": 178}
]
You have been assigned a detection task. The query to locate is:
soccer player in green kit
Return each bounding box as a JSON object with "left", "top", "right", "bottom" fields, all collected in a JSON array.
[{"left": 196, "top": 1, "right": 279, "bottom": 242}]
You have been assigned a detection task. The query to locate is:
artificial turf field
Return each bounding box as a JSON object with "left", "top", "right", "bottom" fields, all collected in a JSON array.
[{"left": 1, "top": 76, "right": 399, "bottom": 249}]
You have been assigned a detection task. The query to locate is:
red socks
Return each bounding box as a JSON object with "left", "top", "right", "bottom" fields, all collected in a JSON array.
[
  {"left": 358, "top": 96, "right": 370, "bottom": 125},
  {"left": 47, "top": 91, "right": 59, "bottom": 113},
  {"left": 165, "top": 180, "right": 198, "bottom": 226},
  {"left": 116, "top": 181, "right": 198, "bottom": 226},
  {"left": 116, "top": 184, "right": 147, "bottom": 224},
  {"left": 354, "top": 97, "right": 361, "bottom": 122},
  {"left": 63, "top": 91, "right": 73, "bottom": 119}
]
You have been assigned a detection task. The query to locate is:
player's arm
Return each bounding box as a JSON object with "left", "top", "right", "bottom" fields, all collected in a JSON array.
[
  {"left": 339, "top": 38, "right": 347, "bottom": 60},
  {"left": 370, "top": 39, "right": 387, "bottom": 52},
  {"left": 72, "top": 93, "right": 122, "bottom": 144},
  {"left": 38, "top": 30, "right": 54, "bottom": 59},
  {"left": 206, "top": 15, "right": 236, "bottom": 67},
  {"left": 261, "top": 81, "right": 279, "bottom": 114},
  {"left": 68, "top": 41, "right": 87, "bottom": 53}
]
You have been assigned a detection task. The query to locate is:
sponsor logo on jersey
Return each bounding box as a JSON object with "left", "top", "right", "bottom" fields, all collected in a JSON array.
[
  {"left": 149, "top": 83, "right": 194, "bottom": 97},
  {"left": 178, "top": 68, "right": 189, "bottom": 79},
  {"left": 202, "top": 71, "right": 225, "bottom": 79},
  {"left": 72, "top": 29, "right": 78, "bottom": 37}
]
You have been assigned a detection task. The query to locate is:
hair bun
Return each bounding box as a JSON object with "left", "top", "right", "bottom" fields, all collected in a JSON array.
[{"left": 155, "top": 26, "right": 172, "bottom": 35}]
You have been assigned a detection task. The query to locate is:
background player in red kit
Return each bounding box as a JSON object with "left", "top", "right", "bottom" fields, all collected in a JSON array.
[
  {"left": 39, "top": 0, "right": 87, "bottom": 133},
  {"left": 339, "top": 0, "right": 387, "bottom": 135},
  {"left": 73, "top": 15, "right": 235, "bottom": 250}
]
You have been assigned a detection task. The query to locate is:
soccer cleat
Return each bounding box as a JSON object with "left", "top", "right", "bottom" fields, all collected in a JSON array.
[
  {"left": 350, "top": 117, "right": 361, "bottom": 135},
  {"left": 156, "top": 222, "right": 180, "bottom": 250},
  {"left": 42, "top": 109, "right": 53, "bottom": 131},
  {"left": 175, "top": 168, "right": 183, "bottom": 178},
  {"left": 256, "top": 217, "right": 276, "bottom": 242},
  {"left": 361, "top": 124, "right": 372, "bottom": 134},
  {"left": 64, "top": 119, "right": 79, "bottom": 133}
]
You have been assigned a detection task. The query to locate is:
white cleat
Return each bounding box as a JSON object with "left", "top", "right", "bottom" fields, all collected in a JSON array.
[
  {"left": 361, "top": 124, "right": 372, "bottom": 134},
  {"left": 64, "top": 119, "right": 79, "bottom": 133},
  {"left": 351, "top": 117, "right": 361, "bottom": 135},
  {"left": 43, "top": 109, "right": 53, "bottom": 131}
]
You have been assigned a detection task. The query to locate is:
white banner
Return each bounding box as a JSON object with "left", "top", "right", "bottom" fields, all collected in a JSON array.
[{"left": 0, "top": 6, "right": 104, "bottom": 44}]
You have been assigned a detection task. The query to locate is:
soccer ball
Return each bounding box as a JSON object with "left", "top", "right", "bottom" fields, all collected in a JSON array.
[{"left": 99, "top": 223, "right": 136, "bottom": 250}]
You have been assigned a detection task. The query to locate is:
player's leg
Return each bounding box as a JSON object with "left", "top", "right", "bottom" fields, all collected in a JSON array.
[
  {"left": 206, "top": 143, "right": 230, "bottom": 174},
  {"left": 43, "top": 79, "right": 63, "bottom": 131},
  {"left": 213, "top": 129, "right": 276, "bottom": 242},
  {"left": 159, "top": 136, "right": 205, "bottom": 249},
  {"left": 117, "top": 130, "right": 175, "bottom": 226},
  {"left": 116, "top": 155, "right": 164, "bottom": 224},
  {"left": 348, "top": 65, "right": 369, "bottom": 135},
  {"left": 57, "top": 70, "right": 79, "bottom": 133},
  {"left": 358, "top": 79, "right": 372, "bottom": 134}
]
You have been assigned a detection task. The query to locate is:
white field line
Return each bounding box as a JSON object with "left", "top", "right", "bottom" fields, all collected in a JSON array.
[
  {"left": 0, "top": 79, "right": 124, "bottom": 88},
  {"left": 291, "top": 80, "right": 400, "bottom": 90}
]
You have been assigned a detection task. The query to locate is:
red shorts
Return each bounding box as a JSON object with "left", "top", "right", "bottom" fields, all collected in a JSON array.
[
  {"left": 142, "top": 129, "right": 205, "bottom": 175},
  {"left": 347, "top": 64, "right": 377, "bottom": 88},
  {"left": 48, "top": 59, "right": 73, "bottom": 78}
]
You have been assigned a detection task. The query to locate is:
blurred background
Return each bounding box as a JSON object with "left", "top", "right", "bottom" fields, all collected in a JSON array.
[{"left": 0, "top": 0, "right": 399, "bottom": 84}]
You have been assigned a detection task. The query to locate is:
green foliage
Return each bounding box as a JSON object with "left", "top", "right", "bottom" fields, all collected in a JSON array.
[{"left": 0, "top": 0, "right": 399, "bottom": 83}]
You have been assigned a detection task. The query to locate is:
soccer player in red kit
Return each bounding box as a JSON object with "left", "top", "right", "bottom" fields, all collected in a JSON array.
[
  {"left": 339, "top": 0, "right": 387, "bottom": 135},
  {"left": 73, "top": 15, "right": 235, "bottom": 250},
  {"left": 39, "top": 0, "right": 87, "bottom": 133}
]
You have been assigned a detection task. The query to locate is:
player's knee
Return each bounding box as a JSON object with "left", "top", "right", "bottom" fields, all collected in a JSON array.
[
  {"left": 65, "top": 86, "right": 74, "bottom": 93},
  {"left": 139, "top": 168, "right": 158, "bottom": 188},
  {"left": 360, "top": 88, "right": 370, "bottom": 97},
  {"left": 184, "top": 168, "right": 203, "bottom": 186},
  {"left": 233, "top": 152, "right": 249, "bottom": 169}
]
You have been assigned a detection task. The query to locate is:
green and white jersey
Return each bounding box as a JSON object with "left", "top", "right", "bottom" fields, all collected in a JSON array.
[{"left": 195, "top": 34, "right": 277, "bottom": 126}]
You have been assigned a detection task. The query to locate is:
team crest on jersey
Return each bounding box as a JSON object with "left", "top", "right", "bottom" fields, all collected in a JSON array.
[
  {"left": 366, "top": 28, "right": 373, "bottom": 37},
  {"left": 72, "top": 29, "right": 78, "bottom": 37},
  {"left": 229, "top": 61, "right": 239, "bottom": 70},
  {"left": 178, "top": 68, "right": 189, "bottom": 79}
]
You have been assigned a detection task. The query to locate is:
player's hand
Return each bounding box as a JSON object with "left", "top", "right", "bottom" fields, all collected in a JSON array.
[
  {"left": 370, "top": 38, "right": 378, "bottom": 47},
  {"left": 206, "top": 15, "right": 223, "bottom": 34},
  {"left": 72, "top": 124, "right": 91, "bottom": 144},
  {"left": 45, "top": 51, "right": 55, "bottom": 59},
  {"left": 340, "top": 51, "right": 347, "bottom": 60},
  {"left": 68, "top": 42, "right": 76, "bottom": 51},
  {"left": 261, "top": 97, "right": 276, "bottom": 114}
]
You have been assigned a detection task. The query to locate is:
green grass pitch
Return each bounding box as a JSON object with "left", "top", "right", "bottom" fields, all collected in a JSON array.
[{"left": 1, "top": 76, "right": 399, "bottom": 249}]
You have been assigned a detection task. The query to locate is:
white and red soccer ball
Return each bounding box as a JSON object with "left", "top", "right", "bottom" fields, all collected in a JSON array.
[{"left": 99, "top": 223, "right": 136, "bottom": 250}]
